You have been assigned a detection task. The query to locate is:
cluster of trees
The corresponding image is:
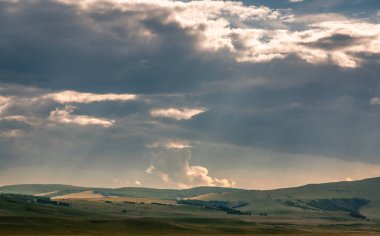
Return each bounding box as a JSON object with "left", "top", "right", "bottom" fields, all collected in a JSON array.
[
  {"left": 278, "top": 197, "right": 369, "bottom": 220},
  {"left": 120, "top": 201, "right": 146, "bottom": 205},
  {"left": 151, "top": 202, "right": 172, "bottom": 206},
  {"left": 0, "top": 193, "right": 69, "bottom": 207},
  {"left": 306, "top": 198, "right": 369, "bottom": 212},
  {"left": 350, "top": 211, "right": 367, "bottom": 219},
  {"left": 306, "top": 198, "right": 369, "bottom": 220},
  {"left": 123, "top": 201, "right": 136, "bottom": 204},
  {"left": 177, "top": 200, "right": 251, "bottom": 215},
  {"left": 35, "top": 198, "right": 69, "bottom": 207},
  {"left": 280, "top": 199, "right": 315, "bottom": 210}
]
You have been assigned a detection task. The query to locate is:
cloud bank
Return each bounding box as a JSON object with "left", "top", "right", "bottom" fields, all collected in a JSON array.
[
  {"left": 0, "top": 0, "right": 380, "bottom": 189},
  {"left": 53, "top": 0, "right": 380, "bottom": 68}
]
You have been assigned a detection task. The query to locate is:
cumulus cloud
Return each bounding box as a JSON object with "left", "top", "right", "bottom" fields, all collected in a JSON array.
[
  {"left": 150, "top": 108, "right": 206, "bottom": 120},
  {"left": 231, "top": 21, "right": 380, "bottom": 68},
  {"left": 214, "top": 178, "right": 236, "bottom": 187},
  {"left": 146, "top": 142, "right": 235, "bottom": 188},
  {"left": 370, "top": 97, "right": 380, "bottom": 105},
  {"left": 289, "top": 0, "right": 303, "bottom": 3},
  {"left": 42, "top": 90, "right": 137, "bottom": 104},
  {"left": 53, "top": 0, "right": 380, "bottom": 68},
  {"left": 59, "top": 0, "right": 280, "bottom": 22},
  {"left": 49, "top": 105, "right": 115, "bottom": 127}
]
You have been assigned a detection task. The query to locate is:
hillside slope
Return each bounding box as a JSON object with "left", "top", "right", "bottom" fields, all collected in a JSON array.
[
  {"left": 2, "top": 177, "right": 380, "bottom": 219},
  {"left": 0, "top": 185, "right": 241, "bottom": 200},
  {"left": 198, "top": 177, "right": 380, "bottom": 220}
]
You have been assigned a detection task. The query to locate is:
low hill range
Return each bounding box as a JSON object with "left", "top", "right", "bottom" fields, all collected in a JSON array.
[
  {"left": 0, "top": 184, "right": 242, "bottom": 199},
  {"left": 1, "top": 177, "right": 380, "bottom": 219},
  {"left": 1, "top": 177, "right": 380, "bottom": 235}
]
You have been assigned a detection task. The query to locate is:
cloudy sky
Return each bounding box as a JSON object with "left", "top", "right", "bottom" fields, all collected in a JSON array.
[{"left": 0, "top": 0, "right": 380, "bottom": 189}]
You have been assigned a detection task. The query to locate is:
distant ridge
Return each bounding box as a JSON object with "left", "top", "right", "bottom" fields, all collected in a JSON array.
[
  {"left": 1, "top": 176, "right": 380, "bottom": 200},
  {"left": 1, "top": 177, "right": 380, "bottom": 220},
  {"left": 0, "top": 184, "right": 242, "bottom": 199},
  {"left": 2, "top": 176, "right": 380, "bottom": 194}
]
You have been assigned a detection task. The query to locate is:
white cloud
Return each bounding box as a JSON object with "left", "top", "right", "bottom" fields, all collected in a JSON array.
[
  {"left": 289, "top": 0, "right": 303, "bottom": 3},
  {"left": 0, "top": 115, "right": 40, "bottom": 126},
  {"left": 1, "top": 115, "right": 27, "bottom": 122},
  {"left": 147, "top": 140, "right": 192, "bottom": 149},
  {"left": 231, "top": 20, "right": 380, "bottom": 68},
  {"left": 42, "top": 90, "right": 137, "bottom": 104},
  {"left": 150, "top": 108, "right": 206, "bottom": 120},
  {"left": 186, "top": 166, "right": 214, "bottom": 187},
  {"left": 214, "top": 178, "right": 236, "bottom": 188},
  {"left": 0, "top": 96, "right": 10, "bottom": 115},
  {"left": 135, "top": 180, "right": 142, "bottom": 186},
  {"left": 0, "top": 129, "right": 24, "bottom": 138},
  {"left": 370, "top": 97, "right": 380, "bottom": 105},
  {"left": 146, "top": 144, "right": 235, "bottom": 188},
  {"left": 49, "top": 105, "right": 115, "bottom": 127},
  {"left": 345, "top": 177, "right": 353, "bottom": 181},
  {"left": 56, "top": 0, "right": 380, "bottom": 68},
  {"left": 0, "top": 87, "right": 137, "bottom": 126},
  {"left": 0, "top": 89, "right": 135, "bottom": 131},
  {"left": 145, "top": 165, "right": 155, "bottom": 174},
  {"left": 59, "top": 0, "right": 280, "bottom": 22}
]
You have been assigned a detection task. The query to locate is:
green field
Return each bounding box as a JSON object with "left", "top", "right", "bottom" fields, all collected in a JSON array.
[{"left": 1, "top": 177, "right": 380, "bottom": 235}]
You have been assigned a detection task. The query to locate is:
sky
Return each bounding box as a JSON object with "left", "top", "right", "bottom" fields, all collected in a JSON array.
[{"left": 0, "top": 0, "right": 380, "bottom": 190}]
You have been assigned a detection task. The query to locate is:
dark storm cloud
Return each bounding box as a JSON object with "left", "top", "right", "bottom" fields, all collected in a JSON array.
[
  {"left": 301, "top": 33, "right": 372, "bottom": 50},
  {"left": 0, "top": 0, "right": 378, "bottom": 92},
  {"left": 0, "top": 0, "right": 380, "bottom": 188},
  {"left": 0, "top": 0, "right": 234, "bottom": 94},
  {"left": 181, "top": 56, "right": 380, "bottom": 162}
]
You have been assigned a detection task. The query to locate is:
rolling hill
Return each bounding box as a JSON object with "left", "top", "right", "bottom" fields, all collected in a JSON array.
[
  {"left": 1, "top": 178, "right": 380, "bottom": 235},
  {"left": 1, "top": 177, "right": 380, "bottom": 220},
  {"left": 195, "top": 177, "right": 380, "bottom": 220},
  {"left": 0, "top": 184, "right": 241, "bottom": 199}
]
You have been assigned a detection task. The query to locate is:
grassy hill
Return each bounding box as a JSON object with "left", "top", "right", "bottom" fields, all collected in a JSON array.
[
  {"left": 94, "top": 186, "right": 242, "bottom": 199},
  {"left": 0, "top": 193, "right": 378, "bottom": 235},
  {"left": 0, "top": 184, "right": 87, "bottom": 196},
  {"left": 1, "top": 178, "right": 380, "bottom": 220},
  {"left": 0, "top": 184, "right": 241, "bottom": 199},
  {"left": 196, "top": 177, "right": 380, "bottom": 220},
  {"left": 1, "top": 178, "right": 380, "bottom": 235}
]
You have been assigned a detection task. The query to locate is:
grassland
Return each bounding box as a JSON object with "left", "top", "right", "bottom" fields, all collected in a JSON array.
[{"left": 1, "top": 177, "right": 380, "bottom": 235}]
